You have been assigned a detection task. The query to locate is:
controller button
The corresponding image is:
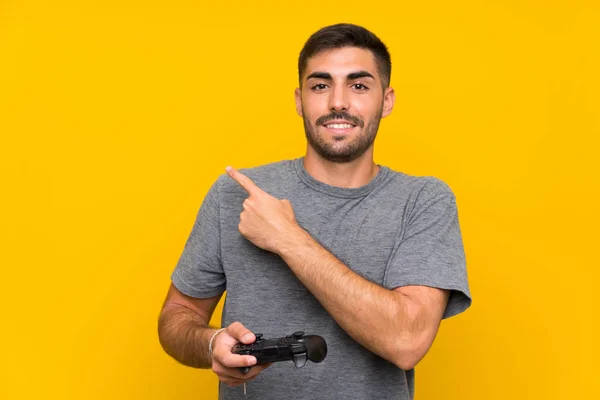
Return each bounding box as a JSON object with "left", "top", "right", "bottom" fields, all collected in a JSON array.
[{"left": 290, "top": 343, "right": 305, "bottom": 353}]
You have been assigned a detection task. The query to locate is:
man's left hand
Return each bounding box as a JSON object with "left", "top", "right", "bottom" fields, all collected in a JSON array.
[{"left": 226, "top": 166, "right": 301, "bottom": 254}]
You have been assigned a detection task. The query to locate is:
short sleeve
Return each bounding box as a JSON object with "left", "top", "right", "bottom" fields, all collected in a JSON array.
[
  {"left": 383, "top": 178, "right": 472, "bottom": 319},
  {"left": 170, "top": 180, "right": 226, "bottom": 298}
]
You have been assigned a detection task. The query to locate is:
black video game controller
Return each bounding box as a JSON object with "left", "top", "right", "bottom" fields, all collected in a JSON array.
[{"left": 232, "top": 331, "right": 327, "bottom": 374}]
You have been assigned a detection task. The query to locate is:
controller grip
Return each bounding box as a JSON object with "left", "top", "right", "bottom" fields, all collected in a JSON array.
[
  {"left": 239, "top": 366, "right": 251, "bottom": 374},
  {"left": 304, "top": 335, "right": 328, "bottom": 363}
]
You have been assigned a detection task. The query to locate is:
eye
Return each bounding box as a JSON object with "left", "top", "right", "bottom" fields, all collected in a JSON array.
[
  {"left": 311, "top": 83, "right": 328, "bottom": 91},
  {"left": 352, "top": 83, "right": 369, "bottom": 90}
]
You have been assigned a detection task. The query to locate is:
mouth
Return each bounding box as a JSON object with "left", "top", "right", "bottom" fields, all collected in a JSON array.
[{"left": 321, "top": 122, "right": 357, "bottom": 134}]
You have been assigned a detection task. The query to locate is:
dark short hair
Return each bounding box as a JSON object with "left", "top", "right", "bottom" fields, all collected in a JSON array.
[{"left": 298, "top": 23, "right": 392, "bottom": 89}]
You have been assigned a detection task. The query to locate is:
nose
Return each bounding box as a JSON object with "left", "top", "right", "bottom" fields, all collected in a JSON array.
[{"left": 328, "top": 85, "right": 349, "bottom": 112}]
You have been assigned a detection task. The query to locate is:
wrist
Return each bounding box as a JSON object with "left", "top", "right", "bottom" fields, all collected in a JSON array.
[
  {"left": 208, "top": 328, "right": 226, "bottom": 359},
  {"left": 276, "top": 225, "right": 313, "bottom": 258}
]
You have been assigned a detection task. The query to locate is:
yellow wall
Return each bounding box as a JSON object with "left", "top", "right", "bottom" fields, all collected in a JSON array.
[{"left": 1, "top": 1, "right": 598, "bottom": 399}]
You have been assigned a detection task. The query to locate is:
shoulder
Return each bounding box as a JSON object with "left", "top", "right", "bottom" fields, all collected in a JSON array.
[
  {"left": 380, "top": 169, "right": 458, "bottom": 221},
  {"left": 384, "top": 167, "right": 455, "bottom": 200}
]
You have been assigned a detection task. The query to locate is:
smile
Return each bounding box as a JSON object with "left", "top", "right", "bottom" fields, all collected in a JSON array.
[
  {"left": 323, "top": 123, "right": 356, "bottom": 133},
  {"left": 325, "top": 123, "right": 354, "bottom": 129}
]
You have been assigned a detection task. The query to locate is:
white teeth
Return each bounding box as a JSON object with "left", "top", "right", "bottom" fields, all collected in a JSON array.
[{"left": 326, "top": 123, "right": 353, "bottom": 129}]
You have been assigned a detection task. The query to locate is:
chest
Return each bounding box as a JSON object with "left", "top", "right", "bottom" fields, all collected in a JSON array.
[{"left": 221, "top": 194, "right": 407, "bottom": 285}]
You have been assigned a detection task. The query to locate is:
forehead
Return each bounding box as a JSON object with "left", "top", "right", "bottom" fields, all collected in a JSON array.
[{"left": 304, "top": 47, "right": 379, "bottom": 80}]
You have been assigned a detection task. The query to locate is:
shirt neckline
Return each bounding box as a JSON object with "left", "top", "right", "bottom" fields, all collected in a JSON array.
[{"left": 293, "top": 157, "right": 389, "bottom": 199}]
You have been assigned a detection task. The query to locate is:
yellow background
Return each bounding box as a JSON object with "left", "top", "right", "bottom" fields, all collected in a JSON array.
[{"left": 1, "top": 1, "right": 599, "bottom": 399}]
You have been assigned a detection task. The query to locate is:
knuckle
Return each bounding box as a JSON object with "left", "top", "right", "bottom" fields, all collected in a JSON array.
[
  {"left": 217, "top": 358, "right": 230, "bottom": 368},
  {"left": 227, "top": 321, "right": 248, "bottom": 339},
  {"left": 212, "top": 358, "right": 225, "bottom": 371},
  {"left": 213, "top": 365, "right": 226, "bottom": 376},
  {"left": 222, "top": 359, "right": 235, "bottom": 369}
]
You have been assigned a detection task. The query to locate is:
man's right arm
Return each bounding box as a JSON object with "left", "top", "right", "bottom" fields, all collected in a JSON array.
[
  {"left": 158, "top": 283, "right": 222, "bottom": 368},
  {"left": 158, "top": 283, "right": 270, "bottom": 386}
]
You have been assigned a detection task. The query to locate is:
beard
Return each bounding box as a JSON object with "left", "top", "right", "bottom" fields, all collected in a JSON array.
[{"left": 302, "top": 105, "right": 383, "bottom": 163}]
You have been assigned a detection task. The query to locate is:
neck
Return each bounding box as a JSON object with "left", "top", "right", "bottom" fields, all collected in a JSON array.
[{"left": 303, "top": 147, "right": 379, "bottom": 188}]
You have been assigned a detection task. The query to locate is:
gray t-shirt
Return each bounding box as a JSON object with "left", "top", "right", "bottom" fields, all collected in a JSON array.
[{"left": 171, "top": 157, "right": 471, "bottom": 400}]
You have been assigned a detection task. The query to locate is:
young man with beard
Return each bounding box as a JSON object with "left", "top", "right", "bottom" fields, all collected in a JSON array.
[{"left": 158, "top": 23, "right": 471, "bottom": 399}]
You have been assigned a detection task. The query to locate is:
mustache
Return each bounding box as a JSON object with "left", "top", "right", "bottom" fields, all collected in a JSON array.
[{"left": 316, "top": 112, "right": 364, "bottom": 128}]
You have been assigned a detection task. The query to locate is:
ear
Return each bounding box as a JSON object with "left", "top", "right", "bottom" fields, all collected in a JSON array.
[
  {"left": 294, "top": 87, "right": 303, "bottom": 117},
  {"left": 381, "top": 87, "right": 395, "bottom": 118}
]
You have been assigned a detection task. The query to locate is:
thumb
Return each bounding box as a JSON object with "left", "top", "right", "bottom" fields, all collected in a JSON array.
[{"left": 226, "top": 321, "right": 256, "bottom": 344}]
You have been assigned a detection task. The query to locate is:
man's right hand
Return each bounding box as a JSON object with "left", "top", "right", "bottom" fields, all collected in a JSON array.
[{"left": 210, "top": 322, "right": 271, "bottom": 386}]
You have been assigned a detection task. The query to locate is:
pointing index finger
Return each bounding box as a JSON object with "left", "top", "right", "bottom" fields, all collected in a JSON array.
[{"left": 225, "top": 166, "right": 263, "bottom": 195}]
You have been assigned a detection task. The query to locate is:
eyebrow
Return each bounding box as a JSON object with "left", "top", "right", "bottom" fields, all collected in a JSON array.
[{"left": 306, "top": 70, "right": 375, "bottom": 81}]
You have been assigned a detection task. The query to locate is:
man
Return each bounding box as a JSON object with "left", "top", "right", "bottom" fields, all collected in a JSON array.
[{"left": 158, "top": 23, "right": 471, "bottom": 399}]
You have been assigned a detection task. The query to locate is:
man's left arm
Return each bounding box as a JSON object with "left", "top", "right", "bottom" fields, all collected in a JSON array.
[
  {"left": 277, "top": 228, "right": 449, "bottom": 370},
  {"left": 225, "top": 166, "right": 461, "bottom": 370}
]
